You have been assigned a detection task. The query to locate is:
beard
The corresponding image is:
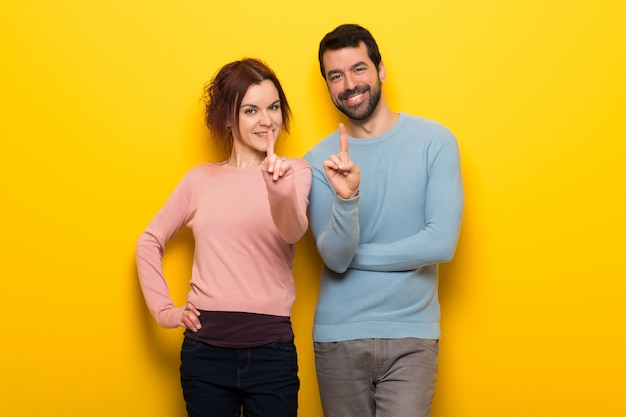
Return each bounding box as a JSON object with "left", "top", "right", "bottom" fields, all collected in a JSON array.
[{"left": 333, "top": 79, "right": 382, "bottom": 121}]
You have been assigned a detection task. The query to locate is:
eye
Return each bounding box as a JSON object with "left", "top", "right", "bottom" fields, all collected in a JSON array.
[
  {"left": 354, "top": 66, "right": 366, "bottom": 73},
  {"left": 269, "top": 104, "right": 280, "bottom": 111},
  {"left": 328, "top": 73, "right": 342, "bottom": 82},
  {"left": 243, "top": 108, "right": 257, "bottom": 115}
]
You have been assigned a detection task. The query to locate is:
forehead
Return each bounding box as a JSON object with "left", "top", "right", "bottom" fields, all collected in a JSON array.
[
  {"left": 323, "top": 42, "right": 371, "bottom": 73},
  {"left": 241, "top": 79, "right": 279, "bottom": 105}
]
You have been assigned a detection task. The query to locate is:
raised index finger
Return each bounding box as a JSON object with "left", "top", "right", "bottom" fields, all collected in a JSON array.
[
  {"left": 266, "top": 129, "right": 275, "bottom": 157},
  {"left": 338, "top": 123, "right": 349, "bottom": 154}
]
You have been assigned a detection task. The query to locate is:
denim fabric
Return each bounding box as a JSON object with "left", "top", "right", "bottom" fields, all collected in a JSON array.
[
  {"left": 180, "top": 336, "right": 299, "bottom": 417},
  {"left": 314, "top": 338, "right": 438, "bottom": 417}
]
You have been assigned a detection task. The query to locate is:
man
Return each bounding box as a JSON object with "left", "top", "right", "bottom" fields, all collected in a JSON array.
[{"left": 304, "top": 24, "right": 464, "bottom": 417}]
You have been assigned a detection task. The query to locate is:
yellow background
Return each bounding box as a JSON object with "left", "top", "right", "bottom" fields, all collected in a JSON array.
[{"left": 1, "top": 1, "right": 625, "bottom": 416}]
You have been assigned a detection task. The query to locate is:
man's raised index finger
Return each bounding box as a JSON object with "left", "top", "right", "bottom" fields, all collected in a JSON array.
[{"left": 339, "top": 123, "right": 349, "bottom": 153}]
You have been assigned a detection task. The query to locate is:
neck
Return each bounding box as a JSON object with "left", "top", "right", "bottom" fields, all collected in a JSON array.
[
  {"left": 347, "top": 98, "right": 399, "bottom": 138},
  {"left": 226, "top": 150, "right": 264, "bottom": 168}
]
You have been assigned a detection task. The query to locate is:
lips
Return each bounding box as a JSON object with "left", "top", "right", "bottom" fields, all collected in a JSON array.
[
  {"left": 346, "top": 93, "right": 365, "bottom": 104},
  {"left": 338, "top": 85, "right": 370, "bottom": 101}
]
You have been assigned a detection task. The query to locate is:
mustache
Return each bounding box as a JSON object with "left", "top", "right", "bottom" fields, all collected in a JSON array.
[{"left": 338, "top": 85, "right": 370, "bottom": 100}]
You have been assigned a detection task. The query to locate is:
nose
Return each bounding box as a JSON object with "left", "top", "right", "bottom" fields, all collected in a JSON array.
[
  {"left": 259, "top": 110, "right": 273, "bottom": 126},
  {"left": 344, "top": 73, "right": 358, "bottom": 90}
]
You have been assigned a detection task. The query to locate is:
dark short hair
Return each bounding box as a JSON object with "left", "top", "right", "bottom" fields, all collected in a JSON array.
[
  {"left": 318, "top": 24, "right": 382, "bottom": 79},
  {"left": 203, "top": 58, "right": 291, "bottom": 153}
]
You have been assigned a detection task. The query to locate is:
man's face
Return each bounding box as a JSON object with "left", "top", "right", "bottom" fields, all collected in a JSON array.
[{"left": 322, "top": 42, "right": 384, "bottom": 121}]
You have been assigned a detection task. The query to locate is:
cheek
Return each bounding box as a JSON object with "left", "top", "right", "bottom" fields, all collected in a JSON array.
[
  {"left": 329, "top": 84, "right": 348, "bottom": 101},
  {"left": 329, "top": 84, "right": 343, "bottom": 96},
  {"left": 238, "top": 117, "right": 255, "bottom": 131}
]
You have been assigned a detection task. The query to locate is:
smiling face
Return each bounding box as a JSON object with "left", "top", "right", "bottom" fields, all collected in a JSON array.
[
  {"left": 230, "top": 79, "right": 283, "bottom": 158},
  {"left": 322, "top": 42, "right": 385, "bottom": 121}
]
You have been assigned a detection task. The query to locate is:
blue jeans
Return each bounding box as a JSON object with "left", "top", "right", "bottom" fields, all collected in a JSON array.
[
  {"left": 180, "top": 336, "right": 299, "bottom": 417},
  {"left": 314, "top": 338, "right": 439, "bottom": 417}
]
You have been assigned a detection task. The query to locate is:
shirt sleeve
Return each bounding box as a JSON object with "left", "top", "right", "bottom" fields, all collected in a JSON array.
[
  {"left": 306, "top": 147, "right": 361, "bottom": 273},
  {"left": 135, "top": 175, "right": 193, "bottom": 328},
  {"left": 262, "top": 158, "right": 312, "bottom": 244}
]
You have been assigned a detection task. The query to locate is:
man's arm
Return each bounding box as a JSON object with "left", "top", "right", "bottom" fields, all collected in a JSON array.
[
  {"left": 306, "top": 124, "right": 361, "bottom": 273},
  {"left": 350, "top": 134, "right": 464, "bottom": 271}
]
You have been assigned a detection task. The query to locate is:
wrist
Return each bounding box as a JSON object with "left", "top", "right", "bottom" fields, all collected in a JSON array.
[{"left": 339, "top": 190, "right": 359, "bottom": 200}]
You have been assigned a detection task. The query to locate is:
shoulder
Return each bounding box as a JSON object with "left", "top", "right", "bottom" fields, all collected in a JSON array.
[
  {"left": 184, "top": 163, "right": 213, "bottom": 175},
  {"left": 401, "top": 113, "right": 453, "bottom": 135},
  {"left": 284, "top": 157, "right": 311, "bottom": 171},
  {"left": 304, "top": 131, "right": 339, "bottom": 163},
  {"left": 180, "top": 163, "right": 224, "bottom": 184},
  {"left": 399, "top": 113, "right": 457, "bottom": 147}
]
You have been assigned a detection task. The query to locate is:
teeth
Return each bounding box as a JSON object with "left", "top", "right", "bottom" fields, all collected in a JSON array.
[{"left": 346, "top": 93, "right": 363, "bottom": 102}]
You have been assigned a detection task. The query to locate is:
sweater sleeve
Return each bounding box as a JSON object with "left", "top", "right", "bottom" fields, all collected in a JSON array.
[
  {"left": 350, "top": 134, "right": 464, "bottom": 271},
  {"left": 262, "top": 158, "right": 312, "bottom": 244},
  {"left": 305, "top": 153, "right": 361, "bottom": 273},
  {"left": 135, "top": 175, "right": 193, "bottom": 328}
]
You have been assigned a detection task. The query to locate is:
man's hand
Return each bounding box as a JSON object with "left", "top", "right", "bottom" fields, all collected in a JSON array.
[{"left": 323, "top": 123, "right": 360, "bottom": 199}]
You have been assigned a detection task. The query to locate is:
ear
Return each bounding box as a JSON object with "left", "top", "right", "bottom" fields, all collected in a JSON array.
[{"left": 378, "top": 61, "right": 387, "bottom": 83}]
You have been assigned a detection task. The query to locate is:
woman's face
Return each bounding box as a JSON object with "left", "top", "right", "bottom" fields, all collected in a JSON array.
[{"left": 232, "top": 79, "right": 283, "bottom": 156}]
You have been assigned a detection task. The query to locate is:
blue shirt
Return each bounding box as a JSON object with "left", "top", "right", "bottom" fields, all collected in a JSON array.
[{"left": 304, "top": 113, "right": 464, "bottom": 342}]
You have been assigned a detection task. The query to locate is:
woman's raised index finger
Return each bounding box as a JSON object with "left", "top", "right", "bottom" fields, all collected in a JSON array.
[
  {"left": 339, "top": 123, "right": 349, "bottom": 153},
  {"left": 266, "top": 129, "right": 275, "bottom": 156}
]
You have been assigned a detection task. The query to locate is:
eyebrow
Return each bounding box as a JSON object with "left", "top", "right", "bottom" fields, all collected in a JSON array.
[
  {"left": 327, "top": 61, "right": 369, "bottom": 78},
  {"left": 240, "top": 99, "right": 281, "bottom": 109}
]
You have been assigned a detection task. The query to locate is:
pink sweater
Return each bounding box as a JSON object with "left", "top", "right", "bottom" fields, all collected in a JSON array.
[{"left": 136, "top": 159, "right": 312, "bottom": 328}]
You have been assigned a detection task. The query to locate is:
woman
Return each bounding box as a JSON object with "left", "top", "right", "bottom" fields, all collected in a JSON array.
[{"left": 136, "top": 58, "right": 312, "bottom": 417}]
